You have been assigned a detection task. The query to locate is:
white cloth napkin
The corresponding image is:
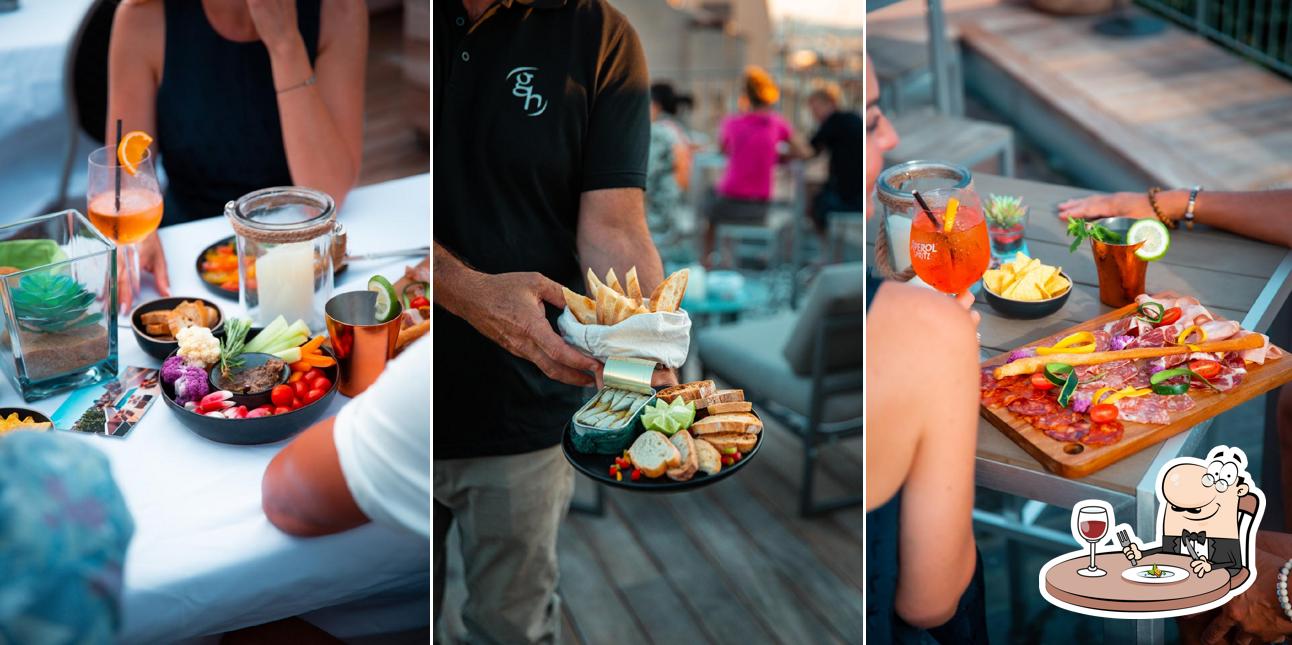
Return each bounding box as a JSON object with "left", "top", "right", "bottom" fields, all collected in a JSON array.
[{"left": 557, "top": 308, "right": 692, "bottom": 369}]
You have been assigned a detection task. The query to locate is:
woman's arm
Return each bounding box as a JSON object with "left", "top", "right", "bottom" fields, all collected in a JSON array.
[
  {"left": 248, "top": 0, "right": 367, "bottom": 209},
  {"left": 1058, "top": 189, "right": 1292, "bottom": 249},
  {"left": 867, "top": 283, "right": 980, "bottom": 628},
  {"left": 106, "top": 1, "right": 161, "bottom": 147}
]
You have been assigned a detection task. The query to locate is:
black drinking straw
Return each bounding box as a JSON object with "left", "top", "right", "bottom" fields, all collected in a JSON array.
[
  {"left": 114, "top": 119, "right": 122, "bottom": 213},
  {"left": 911, "top": 190, "right": 940, "bottom": 229}
]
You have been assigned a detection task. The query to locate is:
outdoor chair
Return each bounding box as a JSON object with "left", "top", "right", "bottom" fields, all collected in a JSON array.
[
  {"left": 50, "top": 0, "right": 117, "bottom": 212},
  {"left": 697, "top": 262, "right": 863, "bottom": 516},
  {"left": 826, "top": 211, "right": 864, "bottom": 262}
]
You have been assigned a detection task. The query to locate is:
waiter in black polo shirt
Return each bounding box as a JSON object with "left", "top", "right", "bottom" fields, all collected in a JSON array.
[
  {"left": 806, "top": 86, "right": 865, "bottom": 233},
  {"left": 432, "top": 1, "right": 674, "bottom": 643}
]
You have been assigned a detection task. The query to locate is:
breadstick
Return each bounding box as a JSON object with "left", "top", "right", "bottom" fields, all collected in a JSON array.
[
  {"left": 993, "top": 334, "right": 1266, "bottom": 379},
  {"left": 395, "top": 320, "right": 429, "bottom": 353}
]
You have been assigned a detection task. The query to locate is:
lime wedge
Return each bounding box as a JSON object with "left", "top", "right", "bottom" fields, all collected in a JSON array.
[
  {"left": 668, "top": 398, "right": 696, "bottom": 429},
  {"left": 368, "top": 275, "right": 401, "bottom": 322},
  {"left": 1127, "top": 219, "right": 1171, "bottom": 261}
]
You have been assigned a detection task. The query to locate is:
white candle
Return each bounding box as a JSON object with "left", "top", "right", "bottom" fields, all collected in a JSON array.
[{"left": 255, "top": 242, "right": 315, "bottom": 326}]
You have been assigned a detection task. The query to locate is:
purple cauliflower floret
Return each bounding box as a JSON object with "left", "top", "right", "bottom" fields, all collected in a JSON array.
[
  {"left": 174, "top": 365, "right": 210, "bottom": 406},
  {"left": 1111, "top": 335, "right": 1135, "bottom": 351},
  {"left": 161, "top": 355, "right": 186, "bottom": 385},
  {"left": 1070, "top": 392, "right": 1092, "bottom": 414},
  {"left": 1007, "top": 348, "right": 1037, "bottom": 362}
]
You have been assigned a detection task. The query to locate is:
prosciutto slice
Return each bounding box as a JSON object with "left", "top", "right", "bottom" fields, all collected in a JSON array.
[{"left": 1116, "top": 394, "right": 1194, "bottom": 424}]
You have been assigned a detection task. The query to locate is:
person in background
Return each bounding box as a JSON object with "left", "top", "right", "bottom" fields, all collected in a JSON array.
[
  {"left": 645, "top": 82, "right": 691, "bottom": 247},
  {"left": 0, "top": 431, "right": 135, "bottom": 645},
  {"left": 107, "top": 0, "right": 368, "bottom": 309},
  {"left": 806, "top": 85, "right": 864, "bottom": 234},
  {"left": 865, "top": 53, "right": 989, "bottom": 643},
  {"left": 703, "top": 65, "right": 806, "bottom": 268}
]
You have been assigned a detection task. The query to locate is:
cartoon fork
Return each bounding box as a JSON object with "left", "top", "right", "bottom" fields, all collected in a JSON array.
[{"left": 1117, "top": 529, "right": 1137, "bottom": 566}]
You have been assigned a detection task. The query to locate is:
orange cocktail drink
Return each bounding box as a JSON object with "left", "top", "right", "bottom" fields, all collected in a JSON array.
[
  {"left": 88, "top": 188, "right": 163, "bottom": 245},
  {"left": 909, "top": 189, "right": 990, "bottom": 294}
]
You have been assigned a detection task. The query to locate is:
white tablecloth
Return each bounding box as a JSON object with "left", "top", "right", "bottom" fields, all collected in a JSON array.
[{"left": 2, "top": 174, "right": 431, "bottom": 643}]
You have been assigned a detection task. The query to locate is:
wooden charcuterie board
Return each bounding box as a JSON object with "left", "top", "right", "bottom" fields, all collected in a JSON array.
[{"left": 980, "top": 297, "right": 1292, "bottom": 478}]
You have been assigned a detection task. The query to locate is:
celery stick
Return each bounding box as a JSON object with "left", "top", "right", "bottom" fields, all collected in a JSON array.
[
  {"left": 246, "top": 316, "right": 288, "bottom": 353},
  {"left": 274, "top": 347, "right": 302, "bottom": 363}
]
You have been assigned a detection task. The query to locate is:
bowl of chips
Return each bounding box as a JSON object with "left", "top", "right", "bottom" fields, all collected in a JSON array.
[
  {"left": 0, "top": 408, "right": 53, "bottom": 436},
  {"left": 981, "top": 253, "right": 1071, "bottom": 319}
]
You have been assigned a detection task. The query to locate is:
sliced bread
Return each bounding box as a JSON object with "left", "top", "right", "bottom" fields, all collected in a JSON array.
[
  {"left": 629, "top": 430, "right": 682, "bottom": 478},
  {"left": 698, "top": 432, "right": 757, "bottom": 453},
  {"left": 666, "top": 430, "right": 699, "bottom": 481},
  {"left": 695, "top": 438, "right": 723, "bottom": 476},
  {"left": 691, "top": 412, "right": 763, "bottom": 436},
  {"left": 698, "top": 401, "right": 753, "bottom": 418},
  {"left": 656, "top": 380, "right": 715, "bottom": 404},
  {"left": 693, "top": 389, "right": 745, "bottom": 410}
]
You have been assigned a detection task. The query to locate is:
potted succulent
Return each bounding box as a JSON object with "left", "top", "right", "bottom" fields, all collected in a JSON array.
[{"left": 984, "top": 194, "right": 1029, "bottom": 260}]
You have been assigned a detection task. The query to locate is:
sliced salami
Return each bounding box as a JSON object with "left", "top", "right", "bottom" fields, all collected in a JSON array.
[
  {"left": 1082, "top": 421, "right": 1124, "bottom": 446},
  {"left": 1042, "top": 418, "right": 1090, "bottom": 443},
  {"left": 1116, "top": 395, "right": 1170, "bottom": 425},
  {"left": 1008, "top": 398, "right": 1058, "bottom": 417}
]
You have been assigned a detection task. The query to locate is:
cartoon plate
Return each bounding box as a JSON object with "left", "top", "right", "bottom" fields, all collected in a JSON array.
[{"left": 1121, "top": 564, "right": 1189, "bottom": 584}]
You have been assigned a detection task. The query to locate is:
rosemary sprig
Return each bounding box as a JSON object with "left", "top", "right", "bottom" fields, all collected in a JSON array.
[{"left": 220, "top": 318, "right": 253, "bottom": 378}]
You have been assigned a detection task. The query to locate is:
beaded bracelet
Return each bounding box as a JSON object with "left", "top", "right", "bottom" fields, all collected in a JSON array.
[
  {"left": 1146, "top": 187, "right": 1177, "bottom": 230},
  {"left": 1278, "top": 558, "right": 1292, "bottom": 623}
]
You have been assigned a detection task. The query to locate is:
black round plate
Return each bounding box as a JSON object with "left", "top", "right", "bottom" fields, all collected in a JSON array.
[
  {"left": 195, "top": 236, "right": 348, "bottom": 302},
  {"left": 562, "top": 422, "right": 762, "bottom": 492},
  {"left": 131, "top": 296, "right": 225, "bottom": 361},
  {"left": 160, "top": 331, "right": 339, "bottom": 445}
]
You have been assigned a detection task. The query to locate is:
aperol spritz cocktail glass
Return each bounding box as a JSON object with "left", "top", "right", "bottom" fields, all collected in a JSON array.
[
  {"left": 908, "top": 188, "right": 990, "bottom": 295},
  {"left": 87, "top": 147, "right": 163, "bottom": 314}
]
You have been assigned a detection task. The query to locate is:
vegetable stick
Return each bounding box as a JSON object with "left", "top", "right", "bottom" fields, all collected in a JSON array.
[{"left": 993, "top": 333, "right": 1267, "bottom": 379}]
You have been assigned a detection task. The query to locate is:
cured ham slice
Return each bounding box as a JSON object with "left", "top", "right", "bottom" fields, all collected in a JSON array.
[
  {"left": 1116, "top": 394, "right": 1194, "bottom": 424},
  {"left": 1235, "top": 330, "right": 1275, "bottom": 365},
  {"left": 1200, "top": 320, "right": 1240, "bottom": 341}
]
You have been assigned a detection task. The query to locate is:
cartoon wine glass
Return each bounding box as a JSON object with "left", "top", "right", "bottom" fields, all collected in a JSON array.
[{"left": 1077, "top": 505, "right": 1110, "bottom": 577}]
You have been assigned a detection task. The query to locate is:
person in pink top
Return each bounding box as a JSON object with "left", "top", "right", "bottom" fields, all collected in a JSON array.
[{"left": 703, "top": 66, "right": 802, "bottom": 267}]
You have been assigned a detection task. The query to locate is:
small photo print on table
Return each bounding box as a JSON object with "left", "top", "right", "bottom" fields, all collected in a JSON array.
[{"left": 52, "top": 367, "right": 160, "bottom": 438}]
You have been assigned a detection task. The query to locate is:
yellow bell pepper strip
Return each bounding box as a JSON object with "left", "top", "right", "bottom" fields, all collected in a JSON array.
[
  {"left": 1092, "top": 387, "right": 1117, "bottom": 406},
  {"left": 1106, "top": 387, "right": 1152, "bottom": 404},
  {"left": 1176, "top": 325, "right": 1207, "bottom": 350},
  {"left": 943, "top": 197, "right": 959, "bottom": 233},
  {"left": 1036, "top": 331, "right": 1098, "bottom": 356}
]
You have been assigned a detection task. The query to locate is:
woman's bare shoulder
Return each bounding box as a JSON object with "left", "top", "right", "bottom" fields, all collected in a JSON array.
[
  {"left": 116, "top": 0, "right": 163, "bottom": 26},
  {"left": 869, "top": 282, "right": 977, "bottom": 346}
]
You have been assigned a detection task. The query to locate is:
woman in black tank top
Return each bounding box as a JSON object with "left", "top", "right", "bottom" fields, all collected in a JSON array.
[{"left": 106, "top": 0, "right": 367, "bottom": 309}]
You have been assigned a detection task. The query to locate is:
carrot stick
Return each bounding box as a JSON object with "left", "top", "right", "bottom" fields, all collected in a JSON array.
[
  {"left": 302, "top": 336, "right": 326, "bottom": 352},
  {"left": 993, "top": 334, "right": 1267, "bottom": 379}
]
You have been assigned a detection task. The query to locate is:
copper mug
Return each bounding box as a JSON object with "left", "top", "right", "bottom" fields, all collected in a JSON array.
[
  {"left": 1089, "top": 217, "right": 1148, "bottom": 308},
  {"left": 325, "top": 291, "right": 401, "bottom": 397}
]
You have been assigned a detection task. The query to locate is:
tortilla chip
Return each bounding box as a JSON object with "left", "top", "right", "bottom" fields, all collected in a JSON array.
[
  {"left": 625, "top": 266, "right": 642, "bottom": 302},
  {"left": 563, "top": 287, "right": 597, "bottom": 325},
  {"left": 605, "top": 268, "right": 624, "bottom": 296},
  {"left": 586, "top": 268, "right": 607, "bottom": 298},
  {"left": 651, "top": 269, "right": 689, "bottom": 313}
]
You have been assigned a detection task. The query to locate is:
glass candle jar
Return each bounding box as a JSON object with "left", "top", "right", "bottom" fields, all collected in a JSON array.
[
  {"left": 874, "top": 160, "right": 974, "bottom": 278},
  {"left": 225, "top": 187, "right": 337, "bottom": 331}
]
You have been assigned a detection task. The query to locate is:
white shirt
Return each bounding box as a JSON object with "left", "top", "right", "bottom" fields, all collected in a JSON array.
[{"left": 333, "top": 338, "right": 430, "bottom": 537}]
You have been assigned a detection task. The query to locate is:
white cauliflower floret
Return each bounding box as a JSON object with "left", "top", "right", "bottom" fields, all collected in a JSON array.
[{"left": 176, "top": 326, "right": 220, "bottom": 368}]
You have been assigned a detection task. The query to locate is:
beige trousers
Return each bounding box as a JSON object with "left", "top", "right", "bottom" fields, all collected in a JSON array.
[{"left": 434, "top": 445, "right": 574, "bottom": 645}]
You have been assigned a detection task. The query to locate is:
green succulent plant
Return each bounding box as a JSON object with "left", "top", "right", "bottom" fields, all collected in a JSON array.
[
  {"left": 985, "top": 194, "right": 1028, "bottom": 229},
  {"left": 11, "top": 273, "right": 102, "bottom": 333}
]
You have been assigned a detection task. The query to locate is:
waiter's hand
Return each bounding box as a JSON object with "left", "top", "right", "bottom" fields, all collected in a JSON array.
[
  {"left": 1201, "top": 548, "right": 1292, "bottom": 645},
  {"left": 459, "top": 272, "right": 599, "bottom": 387}
]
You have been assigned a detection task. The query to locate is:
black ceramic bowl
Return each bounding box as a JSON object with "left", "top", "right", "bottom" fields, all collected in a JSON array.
[
  {"left": 131, "top": 297, "right": 225, "bottom": 361},
  {"left": 160, "top": 331, "right": 338, "bottom": 445},
  {"left": 0, "top": 407, "right": 52, "bottom": 429},
  {"left": 982, "top": 270, "right": 1072, "bottom": 320},
  {"left": 207, "top": 352, "right": 291, "bottom": 409}
]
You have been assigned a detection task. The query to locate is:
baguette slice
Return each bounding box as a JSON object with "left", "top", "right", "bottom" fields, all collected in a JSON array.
[
  {"left": 656, "top": 380, "right": 715, "bottom": 404},
  {"left": 693, "top": 389, "right": 745, "bottom": 410},
  {"left": 666, "top": 430, "right": 699, "bottom": 481},
  {"left": 691, "top": 412, "right": 763, "bottom": 436},
  {"left": 698, "top": 432, "right": 757, "bottom": 453},
  {"left": 629, "top": 431, "right": 682, "bottom": 478},
  {"left": 700, "top": 401, "right": 753, "bottom": 418},
  {"left": 695, "top": 439, "right": 723, "bottom": 475}
]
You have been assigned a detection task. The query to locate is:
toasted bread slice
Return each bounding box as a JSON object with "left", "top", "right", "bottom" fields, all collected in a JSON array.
[
  {"left": 563, "top": 287, "right": 597, "bottom": 324},
  {"left": 693, "top": 389, "right": 745, "bottom": 410},
  {"left": 691, "top": 412, "right": 763, "bottom": 436},
  {"left": 656, "top": 380, "right": 716, "bottom": 404},
  {"left": 695, "top": 439, "right": 722, "bottom": 475},
  {"left": 699, "top": 432, "right": 757, "bottom": 453},
  {"left": 605, "top": 268, "right": 624, "bottom": 296},
  {"left": 666, "top": 430, "right": 699, "bottom": 481},
  {"left": 629, "top": 431, "right": 682, "bottom": 478},
  {"left": 586, "top": 267, "right": 608, "bottom": 298},
  {"left": 650, "top": 268, "right": 689, "bottom": 312},
  {"left": 700, "top": 401, "right": 753, "bottom": 417},
  {"left": 625, "top": 266, "right": 642, "bottom": 302}
]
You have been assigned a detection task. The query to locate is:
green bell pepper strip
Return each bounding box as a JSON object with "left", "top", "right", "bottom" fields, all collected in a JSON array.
[
  {"left": 1150, "top": 367, "right": 1220, "bottom": 395},
  {"left": 1136, "top": 301, "right": 1165, "bottom": 323},
  {"left": 1044, "top": 363, "right": 1079, "bottom": 407}
]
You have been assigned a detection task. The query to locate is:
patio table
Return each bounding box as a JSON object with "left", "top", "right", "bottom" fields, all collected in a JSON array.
[
  {"left": 869, "top": 172, "right": 1292, "bottom": 644},
  {"left": 7, "top": 174, "right": 430, "bottom": 643}
]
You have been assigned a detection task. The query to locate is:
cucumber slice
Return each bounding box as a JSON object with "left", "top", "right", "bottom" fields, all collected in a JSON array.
[
  {"left": 1127, "top": 219, "right": 1171, "bottom": 261},
  {"left": 368, "top": 275, "right": 401, "bottom": 322}
]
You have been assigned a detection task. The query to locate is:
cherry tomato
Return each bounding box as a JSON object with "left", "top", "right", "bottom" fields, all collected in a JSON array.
[
  {"left": 1189, "top": 359, "right": 1221, "bottom": 379},
  {"left": 271, "top": 384, "right": 294, "bottom": 408},
  {"left": 309, "top": 376, "right": 332, "bottom": 392},
  {"left": 1090, "top": 404, "right": 1119, "bottom": 423},
  {"left": 304, "top": 368, "right": 327, "bottom": 383},
  {"left": 408, "top": 296, "right": 429, "bottom": 309},
  {"left": 292, "top": 380, "right": 309, "bottom": 400},
  {"left": 273, "top": 406, "right": 292, "bottom": 415},
  {"left": 1157, "top": 307, "right": 1183, "bottom": 326},
  {"left": 304, "top": 388, "right": 326, "bottom": 405},
  {"left": 1030, "top": 373, "right": 1055, "bottom": 390}
]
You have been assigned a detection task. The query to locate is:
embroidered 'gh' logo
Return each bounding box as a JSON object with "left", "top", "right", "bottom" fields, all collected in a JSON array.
[{"left": 507, "top": 66, "right": 548, "bottom": 117}]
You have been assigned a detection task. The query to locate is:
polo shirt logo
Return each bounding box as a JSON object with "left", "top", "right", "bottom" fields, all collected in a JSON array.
[{"left": 506, "top": 66, "right": 548, "bottom": 117}]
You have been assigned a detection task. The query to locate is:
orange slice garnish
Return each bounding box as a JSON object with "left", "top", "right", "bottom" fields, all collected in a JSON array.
[
  {"left": 117, "top": 130, "right": 153, "bottom": 176},
  {"left": 942, "top": 197, "right": 960, "bottom": 233}
]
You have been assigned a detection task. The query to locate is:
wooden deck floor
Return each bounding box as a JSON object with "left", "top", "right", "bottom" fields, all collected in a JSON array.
[
  {"left": 359, "top": 9, "right": 428, "bottom": 187},
  {"left": 869, "top": 0, "right": 1292, "bottom": 190},
  {"left": 437, "top": 400, "right": 864, "bottom": 644}
]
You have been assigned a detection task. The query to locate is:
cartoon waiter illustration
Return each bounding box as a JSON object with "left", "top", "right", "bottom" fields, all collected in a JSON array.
[{"left": 1121, "top": 446, "right": 1255, "bottom": 580}]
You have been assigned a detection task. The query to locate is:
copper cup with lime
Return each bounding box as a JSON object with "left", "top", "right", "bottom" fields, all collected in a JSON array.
[{"left": 1088, "top": 217, "right": 1170, "bottom": 307}]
